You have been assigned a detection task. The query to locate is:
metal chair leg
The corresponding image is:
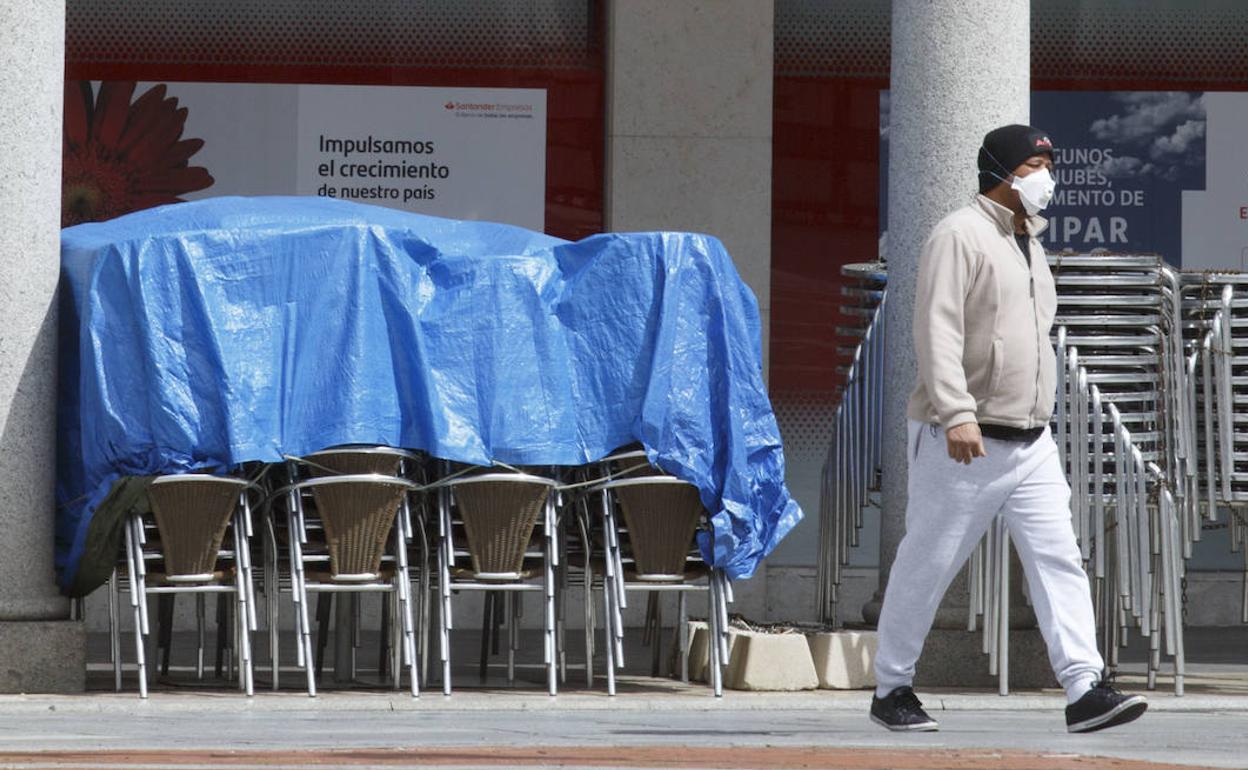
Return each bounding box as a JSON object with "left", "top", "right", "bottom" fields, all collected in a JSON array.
[
  {"left": 196, "top": 593, "right": 206, "bottom": 680},
  {"left": 479, "top": 592, "right": 494, "bottom": 681},
  {"left": 584, "top": 563, "right": 595, "bottom": 688},
  {"left": 650, "top": 594, "right": 663, "bottom": 678},
  {"left": 379, "top": 592, "right": 391, "bottom": 680},
  {"left": 124, "top": 521, "right": 148, "bottom": 699},
  {"left": 314, "top": 594, "right": 332, "bottom": 677},
  {"left": 678, "top": 592, "right": 689, "bottom": 683},
  {"left": 708, "top": 579, "right": 722, "bottom": 697},
  {"left": 507, "top": 593, "right": 517, "bottom": 685},
  {"left": 603, "top": 577, "right": 617, "bottom": 696},
  {"left": 214, "top": 594, "right": 228, "bottom": 678},
  {"left": 108, "top": 570, "right": 122, "bottom": 692}
]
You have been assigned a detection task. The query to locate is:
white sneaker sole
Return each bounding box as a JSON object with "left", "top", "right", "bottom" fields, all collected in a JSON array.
[
  {"left": 1067, "top": 695, "right": 1148, "bottom": 733},
  {"left": 871, "top": 713, "right": 939, "bottom": 732}
]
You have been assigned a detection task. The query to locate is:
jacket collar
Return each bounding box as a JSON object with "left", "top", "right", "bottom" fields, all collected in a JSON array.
[{"left": 974, "top": 193, "right": 1049, "bottom": 237}]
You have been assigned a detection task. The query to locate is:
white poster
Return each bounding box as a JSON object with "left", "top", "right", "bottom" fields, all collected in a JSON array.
[
  {"left": 1182, "top": 93, "right": 1248, "bottom": 271},
  {"left": 149, "top": 83, "right": 547, "bottom": 231}
]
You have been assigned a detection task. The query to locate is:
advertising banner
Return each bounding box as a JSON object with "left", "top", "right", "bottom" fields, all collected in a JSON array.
[
  {"left": 1181, "top": 93, "right": 1248, "bottom": 272},
  {"left": 880, "top": 91, "right": 1248, "bottom": 270},
  {"left": 65, "top": 82, "right": 547, "bottom": 231}
]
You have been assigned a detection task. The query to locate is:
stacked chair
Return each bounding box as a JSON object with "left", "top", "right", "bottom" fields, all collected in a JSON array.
[
  {"left": 1181, "top": 275, "right": 1247, "bottom": 511},
  {"left": 114, "top": 473, "right": 257, "bottom": 698},
  {"left": 584, "top": 448, "right": 731, "bottom": 696},
  {"left": 433, "top": 466, "right": 562, "bottom": 695},
  {"left": 835, "top": 261, "right": 888, "bottom": 388},
  {"left": 1050, "top": 254, "right": 1189, "bottom": 692},
  {"left": 272, "top": 446, "right": 422, "bottom": 697},
  {"left": 816, "top": 294, "right": 885, "bottom": 627},
  {"left": 818, "top": 253, "right": 1248, "bottom": 696},
  {"left": 1050, "top": 255, "right": 1180, "bottom": 566},
  {"left": 102, "top": 446, "right": 735, "bottom": 697},
  {"left": 1181, "top": 275, "right": 1248, "bottom": 622},
  {"left": 1049, "top": 254, "right": 1177, "bottom": 477}
]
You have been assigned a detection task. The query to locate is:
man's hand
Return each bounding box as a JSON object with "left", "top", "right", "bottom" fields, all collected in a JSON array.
[{"left": 946, "top": 422, "right": 987, "bottom": 465}]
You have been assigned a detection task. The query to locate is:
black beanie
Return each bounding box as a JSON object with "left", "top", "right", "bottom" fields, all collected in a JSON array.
[{"left": 977, "top": 124, "right": 1055, "bottom": 193}]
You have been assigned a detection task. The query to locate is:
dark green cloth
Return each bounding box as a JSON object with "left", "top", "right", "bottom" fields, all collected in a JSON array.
[{"left": 65, "top": 476, "right": 155, "bottom": 598}]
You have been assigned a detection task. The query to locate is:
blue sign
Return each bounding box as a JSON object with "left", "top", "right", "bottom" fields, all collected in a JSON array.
[{"left": 881, "top": 91, "right": 1214, "bottom": 267}]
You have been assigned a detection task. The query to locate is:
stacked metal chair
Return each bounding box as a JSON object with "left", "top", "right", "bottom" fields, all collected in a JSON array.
[
  {"left": 1049, "top": 254, "right": 1176, "bottom": 556},
  {"left": 115, "top": 473, "right": 258, "bottom": 698},
  {"left": 1048, "top": 254, "right": 1176, "bottom": 475},
  {"left": 817, "top": 261, "right": 888, "bottom": 625},
  {"left": 584, "top": 448, "right": 732, "bottom": 696},
  {"left": 1180, "top": 275, "right": 1245, "bottom": 506},
  {"left": 1049, "top": 253, "right": 1191, "bottom": 693},
  {"left": 432, "top": 465, "right": 562, "bottom": 695},
  {"left": 1180, "top": 274, "right": 1248, "bottom": 621},
  {"left": 834, "top": 262, "right": 887, "bottom": 388},
  {"left": 816, "top": 292, "right": 885, "bottom": 627},
  {"left": 272, "top": 447, "right": 422, "bottom": 697}
]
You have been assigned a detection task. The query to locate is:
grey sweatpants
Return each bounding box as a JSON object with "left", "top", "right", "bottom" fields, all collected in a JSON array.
[{"left": 874, "top": 420, "right": 1104, "bottom": 701}]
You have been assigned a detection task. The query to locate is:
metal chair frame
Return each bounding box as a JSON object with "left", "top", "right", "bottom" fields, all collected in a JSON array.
[
  {"left": 434, "top": 471, "right": 561, "bottom": 696},
  {"left": 276, "top": 471, "right": 420, "bottom": 697},
  {"left": 118, "top": 474, "right": 257, "bottom": 698},
  {"left": 259, "top": 447, "right": 427, "bottom": 691},
  {"left": 586, "top": 471, "right": 731, "bottom": 697}
]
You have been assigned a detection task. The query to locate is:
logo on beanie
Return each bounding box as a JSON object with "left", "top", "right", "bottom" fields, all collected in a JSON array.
[{"left": 1035, "top": 136, "right": 1052, "bottom": 149}]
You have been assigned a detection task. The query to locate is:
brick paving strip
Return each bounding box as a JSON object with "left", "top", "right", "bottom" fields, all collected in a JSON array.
[{"left": 0, "top": 748, "right": 1220, "bottom": 770}]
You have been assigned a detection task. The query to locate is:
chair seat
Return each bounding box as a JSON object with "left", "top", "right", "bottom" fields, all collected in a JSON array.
[
  {"left": 302, "top": 565, "right": 398, "bottom": 585},
  {"left": 449, "top": 564, "right": 542, "bottom": 583},
  {"left": 623, "top": 562, "right": 710, "bottom": 583},
  {"left": 144, "top": 567, "right": 236, "bottom": 587}
]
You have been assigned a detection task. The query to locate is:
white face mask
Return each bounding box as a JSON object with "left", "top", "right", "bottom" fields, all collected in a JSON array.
[{"left": 1010, "top": 167, "right": 1056, "bottom": 216}]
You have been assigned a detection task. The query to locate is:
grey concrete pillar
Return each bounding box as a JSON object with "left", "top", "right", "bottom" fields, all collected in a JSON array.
[
  {"left": 0, "top": 0, "right": 85, "bottom": 691},
  {"left": 865, "top": 0, "right": 1030, "bottom": 627},
  {"left": 604, "top": 0, "right": 773, "bottom": 371},
  {"left": 604, "top": 0, "right": 774, "bottom": 618}
]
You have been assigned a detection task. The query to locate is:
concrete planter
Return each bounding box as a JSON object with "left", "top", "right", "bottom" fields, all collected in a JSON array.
[
  {"left": 681, "top": 621, "right": 819, "bottom": 691},
  {"left": 806, "top": 630, "right": 877, "bottom": 689},
  {"left": 724, "top": 628, "right": 819, "bottom": 691}
]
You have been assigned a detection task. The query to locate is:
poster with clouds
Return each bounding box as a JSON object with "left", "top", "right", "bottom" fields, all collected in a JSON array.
[
  {"left": 880, "top": 91, "right": 1248, "bottom": 270},
  {"left": 1033, "top": 91, "right": 1205, "bottom": 264}
]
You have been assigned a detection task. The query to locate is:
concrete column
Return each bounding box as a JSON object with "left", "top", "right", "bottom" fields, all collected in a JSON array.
[
  {"left": 866, "top": 0, "right": 1030, "bottom": 628},
  {"left": 604, "top": 0, "right": 773, "bottom": 368},
  {"left": 604, "top": 0, "right": 773, "bottom": 615},
  {"left": 0, "top": 0, "right": 85, "bottom": 691}
]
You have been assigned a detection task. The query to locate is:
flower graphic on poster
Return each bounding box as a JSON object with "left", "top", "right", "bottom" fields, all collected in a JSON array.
[{"left": 62, "top": 81, "right": 214, "bottom": 227}]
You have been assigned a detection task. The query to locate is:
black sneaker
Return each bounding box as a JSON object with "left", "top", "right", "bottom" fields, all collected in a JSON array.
[
  {"left": 1066, "top": 680, "right": 1148, "bottom": 733},
  {"left": 870, "top": 686, "right": 939, "bottom": 732}
]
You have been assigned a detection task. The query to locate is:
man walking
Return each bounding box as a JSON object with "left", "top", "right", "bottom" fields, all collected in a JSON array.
[{"left": 869, "top": 124, "right": 1148, "bottom": 734}]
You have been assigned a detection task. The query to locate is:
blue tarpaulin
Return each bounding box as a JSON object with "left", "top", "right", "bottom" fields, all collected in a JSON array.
[{"left": 57, "top": 196, "right": 802, "bottom": 591}]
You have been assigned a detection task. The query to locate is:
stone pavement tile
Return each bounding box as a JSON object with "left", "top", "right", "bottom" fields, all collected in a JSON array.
[
  {"left": 0, "top": 747, "right": 1224, "bottom": 770},
  {"left": 5, "top": 686, "right": 1248, "bottom": 714}
]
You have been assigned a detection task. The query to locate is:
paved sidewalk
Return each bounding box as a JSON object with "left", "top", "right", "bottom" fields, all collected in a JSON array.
[
  {"left": 0, "top": 686, "right": 1245, "bottom": 769},
  {"left": 18, "top": 624, "right": 1235, "bottom": 768}
]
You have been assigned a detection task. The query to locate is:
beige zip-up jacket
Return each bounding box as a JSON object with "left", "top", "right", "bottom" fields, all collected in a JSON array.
[{"left": 906, "top": 194, "right": 1057, "bottom": 431}]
